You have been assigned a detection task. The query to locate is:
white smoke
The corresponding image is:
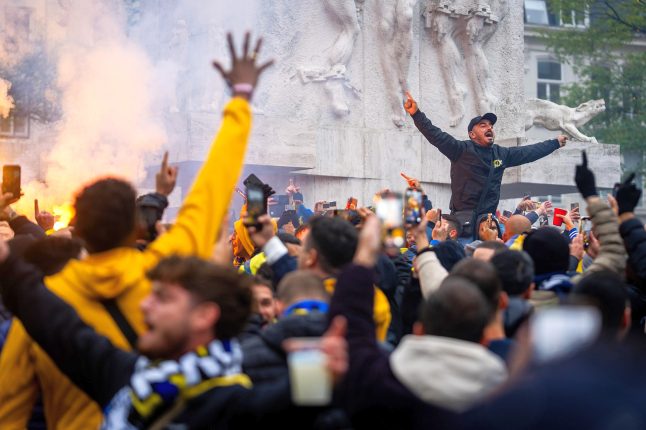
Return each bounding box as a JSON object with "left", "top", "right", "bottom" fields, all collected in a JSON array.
[
  {"left": 15, "top": 0, "right": 174, "bottom": 212},
  {"left": 0, "top": 79, "right": 14, "bottom": 119}
]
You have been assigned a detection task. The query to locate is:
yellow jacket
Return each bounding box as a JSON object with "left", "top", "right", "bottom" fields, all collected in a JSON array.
[
  {"left": 323, "top": 278, "right": 392, "bottom": 342},
  {"left": 0, "top": 98, "right": 252, "bottom": 430}
]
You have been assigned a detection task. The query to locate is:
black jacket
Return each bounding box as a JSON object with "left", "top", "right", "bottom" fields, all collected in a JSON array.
[
  {"left": 620, "top": 217, "right": 646, "bottom": 284},
  {"left": 242, "top": 313, "right": 328, "bottom": 384},
  {"left": 328, "top": 265, "right": 455, "bottom": 429},
  {"left": 412, "top": 110, "right": 560, "bottom": 215},
  {"left": 0, "top": 256, "right": 290, "bottom": 429}
]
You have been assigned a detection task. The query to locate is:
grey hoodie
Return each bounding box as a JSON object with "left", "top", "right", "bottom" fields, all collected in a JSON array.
[{"left": 389, "top": 335, "right": 507, "bottom": 412}]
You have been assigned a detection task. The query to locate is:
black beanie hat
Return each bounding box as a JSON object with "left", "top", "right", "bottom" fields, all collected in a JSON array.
[{"left": 523, "top": 227, "right": 570, "bottom": 275}]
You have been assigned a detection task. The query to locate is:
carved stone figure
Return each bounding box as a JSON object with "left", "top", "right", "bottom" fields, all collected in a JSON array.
[
  {"left": 524, "top": 98, "right": 606, "bottom": 143},
  {"left": 375, "top": 0, "right": 416, "bottom": 127},
  {"left": 426, "top": 0, "right": 508, "bottom": 126},
  {"left": 463, "top": 0, "right": 507, "bottom": 113},
  {"left": 299, "top": 0, "right": 361, "bottom": 116}
]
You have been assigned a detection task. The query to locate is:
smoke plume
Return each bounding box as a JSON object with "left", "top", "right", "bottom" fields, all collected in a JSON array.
[{"left": 0, "top": 79, "right": 14, "bottom": 119}]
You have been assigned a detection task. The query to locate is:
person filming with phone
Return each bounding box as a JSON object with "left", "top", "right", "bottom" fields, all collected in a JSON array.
[{"left": 404, "top": 92, "right": 568, "bottom": 239}]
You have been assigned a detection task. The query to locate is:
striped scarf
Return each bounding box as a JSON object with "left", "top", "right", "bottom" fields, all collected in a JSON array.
[{"left": 102, "top": 339, "right": 251, "bottom": 429}]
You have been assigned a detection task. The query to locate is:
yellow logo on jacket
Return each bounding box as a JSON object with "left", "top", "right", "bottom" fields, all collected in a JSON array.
[{"left": 493, "top": 159, "right": 503, "bottom": 168}]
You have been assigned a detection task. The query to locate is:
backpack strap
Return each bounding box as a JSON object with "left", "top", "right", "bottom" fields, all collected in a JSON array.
[{"left": 101, "top": 299, "right": 138, "bottom": 349}]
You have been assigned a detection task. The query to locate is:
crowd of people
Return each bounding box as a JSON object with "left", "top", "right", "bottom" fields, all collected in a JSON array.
[{"left": 0, "top": 33, "right": 645, "bottom": 430}]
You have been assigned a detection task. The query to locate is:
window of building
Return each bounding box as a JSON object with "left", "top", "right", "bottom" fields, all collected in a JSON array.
[
  {"left": 537, "top": 59, "right": 562, "bottom": 103},
  {"left": 0, "top": 113, "right": 30, "bottom": 138},
  {"left": 524, "top": 0, "right": 587, "bottom": 27},
  {"left": 524, "top": 0, "right": 549, "bottom": 25}
]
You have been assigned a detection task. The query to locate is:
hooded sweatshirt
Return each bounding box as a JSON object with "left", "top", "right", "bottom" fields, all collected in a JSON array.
[
  {"left": 390, "top": 335, "right": 507, "bottom": 412},
  {"left": 0, "top": 98, "right": 252, "bottom": 430}
]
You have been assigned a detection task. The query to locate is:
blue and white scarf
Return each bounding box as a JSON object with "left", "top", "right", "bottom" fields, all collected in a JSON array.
[{"left": 102, "top": 339, "right": 251, "bottom": 429}]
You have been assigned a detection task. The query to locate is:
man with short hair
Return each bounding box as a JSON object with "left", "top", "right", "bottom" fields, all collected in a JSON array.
[
  {"left": 473, "top": 240, "right": 507, "bottom": 261},
  {"left": 490, "top": 250, "right": 535, "bottom": 338},
  {"left": 328, "top": 216, "right": 507, "bottom": 428},
  {"left": 451, "top": 258, "right": 514, "bottom": 362},
  {"left": 0, "top": 249, "right": 301, "bottom": 429},
  {"left": 243, "top": 271, "right": 330, "bottom": 383},
  {"left": 249, "top": 214, "right": 392, "bottom": 342},
  {"left": 431, "top": 214, "right": 461, "bottom": 242},
  {"left": 502, "top": 214, "right": 532, "bottom": 243},
  {"left": 0, "top": 33, "right": 271, "bottom": 429},
  {"left": 404, "top": 92, "right": 567, "bottom": 239}
]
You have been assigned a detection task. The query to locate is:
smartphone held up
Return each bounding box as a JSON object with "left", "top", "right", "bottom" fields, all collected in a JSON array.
[{"left": 2, "top": 165, "right": 21, "bottom": 200}]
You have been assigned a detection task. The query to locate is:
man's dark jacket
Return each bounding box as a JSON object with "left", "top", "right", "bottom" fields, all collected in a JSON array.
[
  {"left": 412, "top": 110, "right": 560, "bottom": 215},
  {"left": 328, "top": 265, "right": 455, "bottom": 429}
]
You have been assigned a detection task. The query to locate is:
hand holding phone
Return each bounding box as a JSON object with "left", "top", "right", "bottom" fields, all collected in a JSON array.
[
  {"left": 244, "top": 184, "right": 267, "bottom": 228},
  {"left": 404, "top": 188, "right": 423, "bottom": 225}
]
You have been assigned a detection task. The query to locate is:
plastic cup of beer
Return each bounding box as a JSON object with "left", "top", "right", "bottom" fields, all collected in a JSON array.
[{"left": 285, "top": 337, "right": 331, "bottom": 406}]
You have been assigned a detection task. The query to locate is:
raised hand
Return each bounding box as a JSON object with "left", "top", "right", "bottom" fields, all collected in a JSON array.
[
  {"left": 0, "top": 192, "right": 15, "bottom": 212},
  {"left": 575, "top": 151, "right": 597, "bottom": 199},
  {"left": 353, "top": 212, "right": 381, "bottom": 268},
  {"left": 400, "top": 172, "right": 421, "bottom": 190},
  {"left": 615, "top": 172, "right": 642, "bottom": 215},
  {"left": 403, "top": 91, "right": 418, "bottom": 115},
  {"left": 246, "top": 214, "right": 275, "bottom": 249},
  {"left": 156, "top": 151, "right": 178, "bottom": 196},
  {"left": 569, "top": 233, "right": 584, "bottom": 261},
  {"left": 557, "top": 135, "right": 568, "bottom": 147},
  {"left": 212, "top": 32, "right": 274, "bottom": 101}
]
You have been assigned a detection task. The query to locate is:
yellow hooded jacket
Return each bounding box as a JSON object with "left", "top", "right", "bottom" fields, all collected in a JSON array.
[{"left": 0, "top": 98, "right": 252, "bottom": 430}]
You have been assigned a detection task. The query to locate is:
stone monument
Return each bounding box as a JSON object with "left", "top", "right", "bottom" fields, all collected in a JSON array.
[{"left": 140, "top": 0, "right": 620, "bottom": 213}]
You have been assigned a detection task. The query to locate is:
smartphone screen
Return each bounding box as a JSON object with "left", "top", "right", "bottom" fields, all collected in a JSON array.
[
  {"left": 570, "top": 202, "right": 579, "bottom": 211},
  {"left": 245, "top": 184, "right": 266, "bottom": 226},
  {"left": 376, "top": 193, "right": 403, "bottom": 229},
  {"left": 404, "top": 188, "right": 423, "bottom": 225},
  {"left": 2, "top": 165, "right": 21, "bottom": 197}
]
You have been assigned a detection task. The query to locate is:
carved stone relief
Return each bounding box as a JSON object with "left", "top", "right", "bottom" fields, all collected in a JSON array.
[
  {"left": 299, "top": 0, "right": 361, "bottom": 116},
  {"left": 525, "top": 98, "right": 606, "bottom": 143},
  {"left": 375, "top": 0, "right": 417, "bottom": 127},
  {"left": 425, "top": 0, "right": 507, "bottom": 126}
]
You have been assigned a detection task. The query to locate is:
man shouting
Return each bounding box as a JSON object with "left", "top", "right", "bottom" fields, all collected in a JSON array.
[{"left": 404, "top": 92, "right": 567, "bottom": 239}]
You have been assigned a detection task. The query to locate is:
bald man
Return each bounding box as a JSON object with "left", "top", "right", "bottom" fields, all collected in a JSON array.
[{"left": 502, "top": 215, "right": 531, "bottom": 243}]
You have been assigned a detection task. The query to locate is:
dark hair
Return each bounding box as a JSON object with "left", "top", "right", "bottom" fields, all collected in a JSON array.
[
  {"left": 441, "top": 214, "right": 461, "bottom": 238},
  {"left": 523, "top": 227, "right": 570, "bottom": 274},
  {"left": 74, "top": 178, "right": 137, "bottom": 253},
  {"left": 572, "top": 271, "right": 629, "bottom": 333},
  {"left": 420, "top": 275, "right": 490, "bottom": 343},
  {"left": 147, "top": 256, "right": 252, "bottom": 339},
  {"left": 24, "top": 237, "right": 83, "bottom": 276},
  {"left": 306, "top": 216, "right": 358, "bottom": 273},
  {"left": 451, "top": 258, "right": 503, "bottom": 320},
  {"left": 476, "top": 240, "right": 507, "bottom": 253},
  {"left": 277, "top": 232, "right": 301, "bottom": 246},
  {"left": 490, "top": 250, "right": 535, "bottom": 296},
  {"left": 276, "top": 270, "right": 329, "bottom": 305},
  {"left": 255, "top": 263, "right": 275, "bottom": 287}
]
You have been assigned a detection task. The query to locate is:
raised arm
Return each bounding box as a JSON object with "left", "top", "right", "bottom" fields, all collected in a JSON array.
[
  {"left": 144, "top": 33, "right": 273, "bottom": 266},
  {"left": 0, "top": 249, "right": 137, "bottom": 407},
  {"left": 504, "top": 136, "right": 565, "bottom": 168},
  {"left": 405, "top": 92, "right": 466, "bottom": 161},
  {"left": 572, "top": 152, "right": 626, "bottom": 282}
]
